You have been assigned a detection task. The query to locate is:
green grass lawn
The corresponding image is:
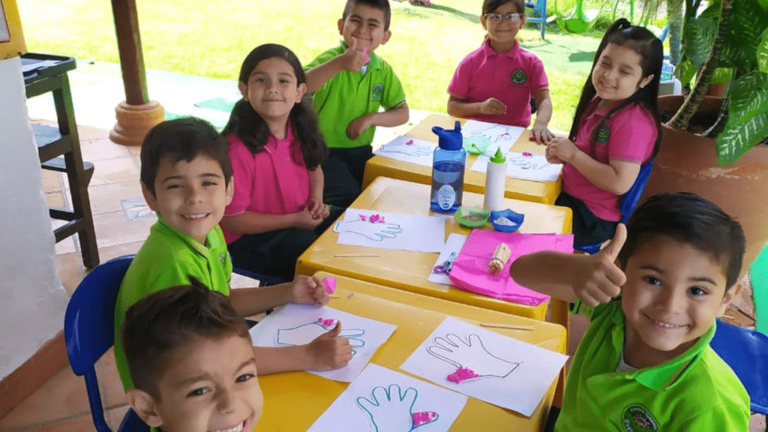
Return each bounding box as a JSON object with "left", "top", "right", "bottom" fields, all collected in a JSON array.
[{"left": 18, "top": 0, "right": 604, "bottom": 131}]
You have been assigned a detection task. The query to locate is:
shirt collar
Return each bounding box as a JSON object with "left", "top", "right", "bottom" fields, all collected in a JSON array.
[
  {"left": 481, "top": 38, "right": 520, "bottom": 58},
  {"left": 338, "top": 40, "right": 382, "bottom": 71},
  {"left": 156, "top": 215, "right": 218, "bottom": 258},
  {"left": 266, "top": 120, "right": 295, "bottom": 150},
  {"left": 610, "top": 306, "right": 716, "bottom": 391}
]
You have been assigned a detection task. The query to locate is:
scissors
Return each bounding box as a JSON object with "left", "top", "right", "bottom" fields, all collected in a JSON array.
[{"left": 433, "top": 252, "right": 457, "bottom": 274}]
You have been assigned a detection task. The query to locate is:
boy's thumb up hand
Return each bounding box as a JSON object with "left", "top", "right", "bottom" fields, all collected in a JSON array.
[
  {"left": 600, "top": 223, "right": 627, "bottom": 262},
  {"left": 342, "top": 38, "right": 366, "bottom": 72}
]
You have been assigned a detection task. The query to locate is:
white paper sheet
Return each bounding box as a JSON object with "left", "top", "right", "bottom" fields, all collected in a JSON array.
[
  {"left": 249, "top": 304, "right": 396, "bottom": 382},
  {"left": 334, "top": 209, "right": 446, "bottom": 253},
  {"left": 401, "top": 317, "right": 568, "bottom": 417},
  {"left": 308, "top": 364, "right": 467, "bottom": 432},
  {"left": 461, "top": 120, "right": 524, "bottom": 155},
  {"left": 374, "top": 136, "right": 437, "bottom": 167},
  {"left": 471, "top": 152, "right": 563, "bottom": 182},
  {"left": 428, "top": 233, "right": 468, "bottom": 285}
]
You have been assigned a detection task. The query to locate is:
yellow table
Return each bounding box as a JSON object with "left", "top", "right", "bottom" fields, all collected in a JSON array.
[
  {"left": 297, "top": 177, "right": 572, "bottom": 327},
  {"left": 254, "top": 271, "right": 566, "bottom": 432},
  {"left": 363, "top": 114, "right": 562, "bottom": 205}
]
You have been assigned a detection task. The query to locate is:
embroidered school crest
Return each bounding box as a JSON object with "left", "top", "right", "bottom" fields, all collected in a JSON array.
[
  {"left": 510, "top": 69, "right": 527, "bottom": 85},
  {"left": 372, "top": 83, "right": 383, "bottom": 100},
  {"left": 621, "top": 404, "right": 658, "bottom": 432},
  {"left": 596, "top": 124, "right": 611, "bottom": 144}
]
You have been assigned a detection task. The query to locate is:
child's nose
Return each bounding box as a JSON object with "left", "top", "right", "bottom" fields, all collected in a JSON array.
[
  {"left": 654, "top": 289, "right": 684, "bottom": 313},
  {"left": 185, "top": 185, "right": 203, "bottom": 203},
  {"left": 215, "top": 388, "right": 237, "bottom": 413}
]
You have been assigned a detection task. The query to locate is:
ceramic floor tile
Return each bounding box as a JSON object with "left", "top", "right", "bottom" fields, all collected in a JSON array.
[
  {"left": 44, "top": 191, "right": 66, "bottom": 209},
  {"left": 89, "top": 158, "right": 140, "bottom": 187},
  {"left": 40, "top": 170, "right": 63, "bottom": 194},
  {"left": 51, "top": 220, "right": 77, "bottom": 255},
  {"left": 80, "top": 137, "right": 131, "bottom": 162},
  {"left": 93, "top": 211, "right": 155, "bottom": 249},
  {"left": 55, "top": 252, "right": 90, "bottom": 296},
  {"left": 0, "top": 414, "right": 97, "bottom": 432},
  {"left": 75, "top": 124, "right": 110, "bottom": 142},
  {"left": 97, "top": 349, "right": 127, "bottom": 409},
  {"left": 0, "top": 368, "right": 90, "bottom": 430},
  {"left": 87, "top": 181, "right": 144, "bottom": 215}
]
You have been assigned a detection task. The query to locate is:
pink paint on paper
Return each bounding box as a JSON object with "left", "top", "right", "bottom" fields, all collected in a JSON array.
[
  {"left": 406, "top": 139, "right": 414, "bottom": 145},
  {"left": 523, "top": 151, "right": 533, "bottom": 157},
  {"left": 447, "top": 366, "right": 479, "bottom": 383},
  {"left": 322, "top": 276, "right": 337, "bottom": 294},
  {"left": 317, "top": 318, "right": 336, "bottom": 327},
  {"left": 412, "top": 411, "right": 438, "bottom": 426},
  {"left": 368, "top": 214, "right": 385, "bottom": 224},
  {"left": 359, "top": 214, "right": 368, "bottom": 221}
]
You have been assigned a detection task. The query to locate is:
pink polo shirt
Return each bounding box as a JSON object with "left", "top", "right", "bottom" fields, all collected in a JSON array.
[
  {"left": 562, "top": 98, "right": 657, "bottom": 221},
  {"left": 448, "top": 39, "right": 549, "bottom": 128},
  {"left": 221, "top": 124, "right": 310, "bottom": 244}
]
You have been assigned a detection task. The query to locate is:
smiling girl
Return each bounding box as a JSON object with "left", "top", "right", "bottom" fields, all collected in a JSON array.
[{"left": 546, "top": 19, "right": 663, "bottom": 246}]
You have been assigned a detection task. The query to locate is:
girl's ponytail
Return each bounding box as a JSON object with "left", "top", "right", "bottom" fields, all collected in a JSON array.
[{"left": 289, "top": 100, "right": 329, "bottom": 170}]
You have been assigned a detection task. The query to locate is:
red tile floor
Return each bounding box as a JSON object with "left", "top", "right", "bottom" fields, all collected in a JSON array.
[{"left": 1, "top": 122, "right": 764, "bottom": 431}]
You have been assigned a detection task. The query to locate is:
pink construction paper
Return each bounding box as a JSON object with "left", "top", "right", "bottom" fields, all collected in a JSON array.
[{"left": 448, "top": 230, "right": 574, "bottom": 306}]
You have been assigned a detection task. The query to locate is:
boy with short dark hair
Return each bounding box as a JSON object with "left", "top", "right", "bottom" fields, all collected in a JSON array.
[
  {"left": 115, "top": 117, "right": 353, "bottom": 391},
  {"left": 510, "top": 192, "right": 750, "bottom": 430},
  {"left": 305, "top": 0, "right": 409, "bottom": 207},
  {"left": 123, "top": 279, "right": 262, "bottom": 432}
]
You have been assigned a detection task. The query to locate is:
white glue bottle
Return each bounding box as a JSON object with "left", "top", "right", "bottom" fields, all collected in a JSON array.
[{"left": 484, "top": 148, "right": 506, "bottom": 211}]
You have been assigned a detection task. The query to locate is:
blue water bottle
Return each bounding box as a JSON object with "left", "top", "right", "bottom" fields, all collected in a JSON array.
[{"left": 431, "top": 121, "right": 466, "bottom": 213}]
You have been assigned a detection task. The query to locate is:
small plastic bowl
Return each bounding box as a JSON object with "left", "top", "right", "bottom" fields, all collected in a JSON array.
[
  {"left": 456, "top": 205, "right": 490, "bottom": 228},
  {"left": 490, "top": 209, "right": 525, "bottom": 232}
]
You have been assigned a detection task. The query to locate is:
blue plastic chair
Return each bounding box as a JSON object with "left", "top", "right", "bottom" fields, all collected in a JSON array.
[
  {"left": 63, "top": 255, "right": 149, "bottom": 432},
  {"left": 711, "top": 320, "right": 768, "bottom": 416},
  {"left": 573, "top": 159, "right": 654, "bottom": 254},
  {"left": 526, "top": 0, "right": 548, "bottom": 38}
]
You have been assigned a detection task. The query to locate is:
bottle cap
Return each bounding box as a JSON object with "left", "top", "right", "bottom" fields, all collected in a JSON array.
[
  {"left": 491, "top": 148, "right": 506, "bottom": 163},
  {"left": 432, "top": 120, "right": 463, "bottom": 151}
]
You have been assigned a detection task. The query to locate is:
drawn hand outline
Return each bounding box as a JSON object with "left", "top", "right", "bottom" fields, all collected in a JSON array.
[
  {"left": 276, "top": 320, "right": 365, "bottom": 355},
  {"left": 427, "top": 333, "right": 520, "bottom": 382},
  {"left": 380, "top": 141, "right": 432, "bottom": 157},
  {"left": 507, "top": 155, "right": 552, "bottom": 170},
  {"left": 357, "top": 384, "right": 440, "bottom": 432},
  {"left": 334, "top": 219, "right": 404, "bottom": 241}
]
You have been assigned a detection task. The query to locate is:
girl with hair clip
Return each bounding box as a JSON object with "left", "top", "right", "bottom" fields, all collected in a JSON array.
[
  {"left": 220, "top": 44, "right": 341, "bottom": 281},
  {"left": 546, "top": 19, "right": 663, "bottom": 246}
]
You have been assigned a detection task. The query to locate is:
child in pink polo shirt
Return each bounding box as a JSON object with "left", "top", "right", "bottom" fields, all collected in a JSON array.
[
  {"left": 220, "top": 44, "right": 342, "bottom": 281},
  {"left": 546, "top": 19, "right": 662, "bottom": 246},
  {"left": 447, "top": 0, "right": 555, "bottom": 143}
]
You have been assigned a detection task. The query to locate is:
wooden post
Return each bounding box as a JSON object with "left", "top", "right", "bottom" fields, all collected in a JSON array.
[{"left": 108, "top": 0, "right": 164, "bottom": 146}]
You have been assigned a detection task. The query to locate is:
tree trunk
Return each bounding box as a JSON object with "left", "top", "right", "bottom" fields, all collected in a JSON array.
[
  {"left": 669, "top": 0, "right": 732, "bottom": 131},
  {"left": 667, "top": 0, "right": 684, "bottom": 65}
]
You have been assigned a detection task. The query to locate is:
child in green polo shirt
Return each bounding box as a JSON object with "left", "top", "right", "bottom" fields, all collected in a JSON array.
[
  {"left": 304, "top": 0, "right": 409, "bottom": 208},
  {"left": 123, "top": 280, "right": 263, "bottom": 432},
  {"left": 114, "top": 117, "right": 354, "bottom": 391},
  {"left": 510, "top": 192, "right": 750, "bottom": 431}
]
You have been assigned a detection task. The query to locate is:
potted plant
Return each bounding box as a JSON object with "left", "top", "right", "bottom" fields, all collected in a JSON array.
[{"left": 641, "top": 0, "right": 768, "bottom": 274}]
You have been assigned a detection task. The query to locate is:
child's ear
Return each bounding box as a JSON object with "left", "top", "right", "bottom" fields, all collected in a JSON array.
[
  {"left": 296, "top": 83, "right": 307, "bottom": 102},
  {"left": 718, "top": 281, "right": 742, "bottom": 316},
  {"left": 382, "top": 29, "right": 392, "bottom": 45},
  {"left": 225, "top": 175, "right": 235, "bottom": 206},
  {"left": 126, "top": 388, "right": 163, "bottom": 428},
  {"left": 238, "top": 82, "right": 248, "bottom": 101},
  {"left": 639, "top": 74, "right": 654, "bottom": 89},
  {"left": 141, "top": 182, "right": 159, "bottom": 212},
  {"left": 480, "top": 14, "right": 488, "bottom": 30},
  {"left": 338, "top": 18, "right": 345, "bottom": 35}
]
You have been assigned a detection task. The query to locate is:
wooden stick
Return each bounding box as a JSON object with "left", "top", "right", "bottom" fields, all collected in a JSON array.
[
  {"left": 480, "top": 322, "right": 535, "bottom": 331},
  {"left": 333, "top": 253, "right": 380, "bottom": 257}
]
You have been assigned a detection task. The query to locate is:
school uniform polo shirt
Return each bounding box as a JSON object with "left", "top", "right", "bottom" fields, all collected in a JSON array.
[
  {"left": 305, "top": 41, "right": 406, "bottom": 149},
  {"left": 448, "top": 39, "right": 548, "bottom": 128},
  {"left": 221, "top": 125, "right": 310, "bottom": 244},
  {"left": 562, "top": 98, "right": 657, "bottom": 221},
  {"left": 113, "top": 217, "right": 232, "bottom": 390},
  {"left": 556, "top": 300, "right": 750, "bottom": 432}
]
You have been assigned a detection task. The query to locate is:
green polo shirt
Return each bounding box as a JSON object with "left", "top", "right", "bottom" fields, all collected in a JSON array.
[
  {"left": 557, "top": 300, "right": 750, "bottom": 431},
  {"left": 305, "top": 41, "right": 406, "bottom": 149},
  {"left": 113, "top": 217, "right": 232, "bottom": 390}
]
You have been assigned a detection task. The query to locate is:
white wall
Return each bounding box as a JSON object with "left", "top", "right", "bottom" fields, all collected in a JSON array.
[{"left": 0, "top": 56, "right": 68, "bottom": 380}]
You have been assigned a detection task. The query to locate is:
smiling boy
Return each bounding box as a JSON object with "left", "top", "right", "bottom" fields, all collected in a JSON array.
[
  {"left": 114, "top": 117, "right": 353, "bottom": 391},
  {"left": 510, "top": 192, "right": 750, "bottom": 431},
  {"left": 123, "top": 280, "right": 263, "bottom": 432},
  {"left": 304, "top": 0, "right": 409, "bottom": 207}
]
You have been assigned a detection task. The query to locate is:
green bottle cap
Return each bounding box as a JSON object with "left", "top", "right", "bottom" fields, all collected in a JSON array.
[{"left": 491, "top": 148, "right": 506, "bottom": 163}]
